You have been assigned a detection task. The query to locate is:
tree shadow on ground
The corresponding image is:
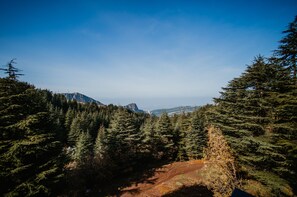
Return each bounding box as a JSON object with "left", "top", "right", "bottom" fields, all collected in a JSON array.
[
  {"left": 163, "top": 185, "right": 213, "bottom": 197},
  {"left": 91, "top": 159, "right": 170, "bottom": 196}
]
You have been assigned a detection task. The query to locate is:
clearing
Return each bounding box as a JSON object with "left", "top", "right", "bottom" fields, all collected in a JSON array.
[{"left": 117, "top": 160, "right": 213, "bottom": 196}]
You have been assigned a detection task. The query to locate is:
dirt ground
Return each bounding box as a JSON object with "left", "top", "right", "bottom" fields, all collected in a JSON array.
[{"left": 119, "top": 160, "right": 212, "bottom": 197}]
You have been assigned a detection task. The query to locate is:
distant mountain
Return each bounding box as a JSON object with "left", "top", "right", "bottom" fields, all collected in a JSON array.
[
  {"left": 63, "top": 92, "right": 104, "bottom": 106},
  {"left": 150, "top": 106, "right": 199, "bottom": 116},
  {"left": 62, "top": 93, "right": 196, "bottom": 116},
  {"left": 124, "top": 103, "right": 145, "bottom": 113}
]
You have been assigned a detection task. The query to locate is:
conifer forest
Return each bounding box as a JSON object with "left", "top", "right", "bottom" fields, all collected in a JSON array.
[{"left": 0, "top": 14, "right": 297, "bottom": 197}]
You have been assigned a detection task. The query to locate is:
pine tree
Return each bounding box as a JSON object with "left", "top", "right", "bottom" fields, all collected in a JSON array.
[
  {"left": 176, "top": 113, "right": 191, "bottom": 161},
  {"left": 67, "top": 111, "right": 99, "bottom": 146},
  {"left": 211, "top": 56, "right": 294, "bottom": 195},
  {"left": 274, "top": 16, "right": 297, "bottom": 84},
  {"left": 0, "top": 78, "right": 63, "bottom": 196},
  {"left": 106, "top": 109, "right": 141, "bottom": 167},
  {"left": 47, "top": 103, "right": 66, "bottom": 142},
  {"left": 68, "top": 115, "right": 82, "bottom": 146},
  {"left": 94, "top": 125, "right": 107, "bottom": 162},
  {"left": 65, "top": 109, "right": 75, "bottom": 132},
  {"left": 72, "top": 131, "right": 92, "bottom": 167},
  {"left": 184, "top": 111, "right": 207, "bottom": 159},
  {"left": 141, "top": 117, "right": 157, "bottom": 158},
  {"left": 155, "top": 113, "right": 175, "bottom": 159},
  {"left": 0, "top": 59, "right": 23, "bottom": 80},
  {"left": 271, "top": 16, "right": 297, "bottom": 190}
]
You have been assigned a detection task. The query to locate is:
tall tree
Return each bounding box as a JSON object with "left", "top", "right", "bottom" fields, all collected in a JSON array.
[
  {"left": 0, "top": 78, "right": 63, "bottom": 196},
  {"left": 105, "top": 109, "right": 141, "bottom": 168},
  {"left": 68, "top": 115, "right": 82, "bottom": 146},
  {"left": 155, "top": 113, "right": 175, "bottom": 159},
  {"left": 211, "top": 56, "right": 295, "bottom": 195},
  {"left": 94, "top": 125, "right": 107, "bottom": 162},
  {"left": 176, "top": 113, "right": 191, "bottom": 161},
  {"left": 72, "top": 131, "right": 92, "bottom": 167},
  {"left": 184, "top": 111, "right": 207, "bottom": 159},
  {"left": 274, "top": 16, "right": 297, "bottom": 84},
  {"left": 202, "top": 126, "right": 237, "bottom": 196},
  {"left": 141, "top": 117, "right": 158, "bottom": 158},
  {"left": 65, "top": 109, "right": 76, "bottom": 132},
  {"left": 271, "top": 16, "right": 297, "bottom": 191}
]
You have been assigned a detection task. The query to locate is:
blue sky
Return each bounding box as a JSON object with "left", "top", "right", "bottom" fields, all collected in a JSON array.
[{"left": 0, "top": 0, "right": 296, "bottom": 110}]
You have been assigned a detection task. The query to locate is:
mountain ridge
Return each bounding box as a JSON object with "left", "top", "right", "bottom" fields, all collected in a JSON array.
[
  {"left": 124, "top": 103, "right": 145, "bottom": 113},
  {"left": 63, "top": 92, "right": 104, "bottom": 106},
  {"left": 62, "top": 92, "right": 198, "bottom": 115}
]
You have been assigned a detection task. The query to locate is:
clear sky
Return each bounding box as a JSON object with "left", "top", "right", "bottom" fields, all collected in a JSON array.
[{"left": 0, "top": 0, "right": 296, "bottom": 110}]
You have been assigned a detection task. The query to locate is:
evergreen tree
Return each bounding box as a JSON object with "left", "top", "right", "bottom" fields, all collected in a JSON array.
[
  {"left": 72, "top": 131, "right": 92, "bottom": 167},
  {"left": 47, "top": 103, "right": 66, "bottom": 142},
  {"left": 0, "top": 78, "right": 63, "bottom": 196},
  {"left": 274, "top": 16, "right": 297, "bottom": 84},
  {"left": 65, "top": 109, "right": 75, "bottom": 132},
  {"left": 90, "top": 125, "right": 111, "bottom": 189},
  {"left": 176, "top": 113, "right": 191, "bottom": 161},
  {"left": 211, "top": 56, "right": 295, "bottom": 195},
  {"left": 68, "top": 115, "right": 82, "bottom": 146},
  {"left": 272, "top": 16, "right": 297, "bottom": 191},
  {"left": 94, "top": 125, "right": 107, "bottom": 162},
  {"left": 0, "top": 59, "right": 23, "bottom": 80},
  {"left": 106, "top": 109, "right": 141, "bottom": 167},
  {"left": 184, "top": 112, "right": 207, "bottom": 159},
  {"left": 155, "top": 113, "right": 175, "bottom": 159},
  {"left": 67, "top": 111, "right": 100, "bottom": 146},
  {"left": 141, "top": 117, "right": 158, "bottom": 158}
]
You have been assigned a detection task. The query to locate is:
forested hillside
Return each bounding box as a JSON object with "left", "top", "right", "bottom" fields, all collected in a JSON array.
[{"left": 0, "top": 16, "right": 296, "bottom": 197}]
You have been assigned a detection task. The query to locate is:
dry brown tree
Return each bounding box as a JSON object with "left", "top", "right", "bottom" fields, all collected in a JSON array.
[{"left": 200, "top": 126, "right": 238, "bottom": 197}]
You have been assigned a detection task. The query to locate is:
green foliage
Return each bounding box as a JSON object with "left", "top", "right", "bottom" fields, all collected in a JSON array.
[
  {"left": 72, "top": 131, "right": 92, "bottom": 166},
  {"left": 94, "top": 125, "right": 107, "bottom": 162},
  {"left": 210, "top": 56, "right": 296, "bottom": 193},
  {"left": 209, "top": 17, "right": 297, "bottom": 195},
  {"left": 172, "top": 106, "right": 211, "bottom": 161},
  {"left": 67, "top": 111, "right": 101, "bottom": 146},
  {"left": 141, "top": 117, "right": 158, "bottom": 158},
  {"left": 0, "top": 78, "right": 64, "bottom": 196},
  {"left": 65, "top": 109, "right": 76, "bottom": 132},
  {"left": 68, "top": 115, "right": 83, "bottom": 146},
  {"left": 185, "top": 112, "right": 207, "bottom": 159},
  {"left": 156, "top": 113, "right": 175, "bottom": 159},
  {"left": 274, "top": 16, "right": 297, "bottom": 84},
  {"left": 105, "top": 108, "right": 142, "bottom": 169},
  {"left": 175, "top": 113, "right": 191, "bottom": 160}
]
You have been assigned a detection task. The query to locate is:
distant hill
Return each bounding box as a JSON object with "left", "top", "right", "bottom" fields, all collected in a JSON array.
[
  {"left": 63, "top": 92, "right": 104, "bottom": 106},
  {"left": 150, "top": 106, "right": 199, "bottom": 116},
  {"left": 62, "top": 93, "right": 197, "bottom": 115},
  {"left": 124, "top": 103, "right": 145, "bottom": 113}
]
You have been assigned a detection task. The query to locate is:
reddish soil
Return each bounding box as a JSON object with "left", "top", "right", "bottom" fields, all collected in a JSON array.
[{"left": 119, "top": 160, "right": 209, "bottom": 197}]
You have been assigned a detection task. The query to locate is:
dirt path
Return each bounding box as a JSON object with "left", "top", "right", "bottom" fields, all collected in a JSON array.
[{"left": 120, "top": 160, "right": 209, "bottom": 197}]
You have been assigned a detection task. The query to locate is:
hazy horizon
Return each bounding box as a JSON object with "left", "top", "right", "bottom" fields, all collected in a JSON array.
[
  {"left": 89, "top": 95, "right": 213, "bottom": 111},
  {"left": 0, "top": 0, "right": 296, "bottom": 109},
  {"left": 57, "top": 91, "right": 213, "bottom": 110}
]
